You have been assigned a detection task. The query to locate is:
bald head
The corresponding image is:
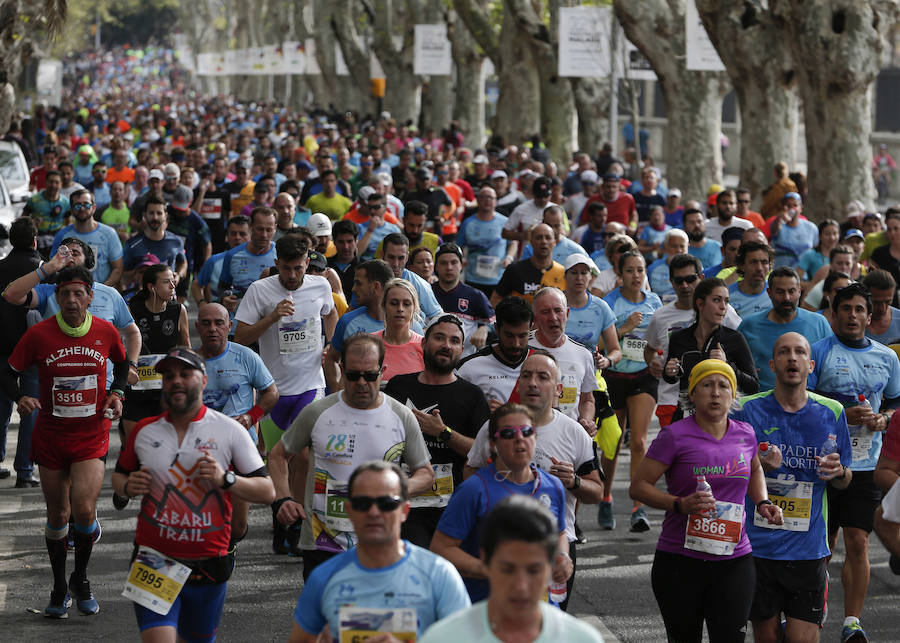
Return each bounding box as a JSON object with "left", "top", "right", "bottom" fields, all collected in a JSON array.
[
  {"left": 772, "top": 331, "right": 810, "bottom": 358},
  {"left": 196, "top": 302, "right": 232, "bottom": 355},
  {"left": 769, "top": 331, "right": 813, "bottom": 388}
]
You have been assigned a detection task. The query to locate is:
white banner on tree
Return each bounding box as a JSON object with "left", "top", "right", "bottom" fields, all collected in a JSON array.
[
  {"left": 624, "top": 40, "right": 657, "bottom": 81},
  {"left": 413, "top": 24, "right": 451, "bottom": 76},
  {"left": 264, "top": 44, "right": 285, "bottom": 75},
  {"left": 283, "top": 41, "right": 306, "bottom": 75},
  {"left": 305, "top": 39, "right": 321, "bottom": 75},
  {"left": 335, "top": 42, "right": 349, "bottom": 76},
  {"left": 196, "top": 53, "right": 213, "bottom": 76},
  {"left": 685, "top": 0, "right": 725, "bottom": 71},
  {"left": 558, "top": 6, "right": 612, "bottom": 77},
  {"left": 248, "top": 46, "right": 267, "bottom": 75},
  {"left": 223, "top": 50, "right": 239, "bottom": 76}
]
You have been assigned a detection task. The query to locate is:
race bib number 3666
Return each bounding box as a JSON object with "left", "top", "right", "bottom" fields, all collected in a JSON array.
[{"left": 684, "top": 501, "right": 743, "bottom": 556}]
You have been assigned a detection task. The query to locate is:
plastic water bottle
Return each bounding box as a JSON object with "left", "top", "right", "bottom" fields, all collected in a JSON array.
[
  {"left": 857, "top": 393, "right": 872, "bottom": 412},
  {"left": 654, "top": 350, "right": 665, "bottom": 368},
  {"left": 549, "top": 581, "right": 567, "bottom": 604},
  {"left": 758, "top": 441, "right": 773, "bottom": 464},
  {"left": 817, "top": 433, "right": 837, "bottom": 476},
  {"left": 695, "top": 475, "right": 714, "bottom": 517}
]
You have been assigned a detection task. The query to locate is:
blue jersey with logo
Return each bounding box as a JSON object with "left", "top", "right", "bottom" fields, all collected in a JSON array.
[
  {"left": 772, "top": 220, "right": 818, "bottom": 268},
  {"left": 122, "top": 232, "right": 186, "bottom": 272},
  {"left": 728, "top": 282, "right": 772, "bottom": 318},
  {"left": 202, "top": 342, "right": 274, "bottom": 417},
  {"left": 647, "top": 258, "right": 675, "bottom": 302},
  {"left": 51, "top": 223, "right": 123, "bottom": 284},
  {"left": 196, "top": 251, "right": 226, "bottom": 299},
  {"left": 808, "top": 335, "right": 900, "bottom": 470},
  {"left": 732, "top": 391, "right": 851, "bottom": 560},
  {"left": 456, "top": 214, "right": 508, "bottom": 285},
  {"left": 565, "top": 293, "right": 615, "bottom": 350},
  {"left": 293, "top": 542, "right": 470, "bottom": 639},
  {"left": 688, "top": 239, "right": 722, "bottom": 269},
  {"left": 218, "top": 241, "right": 276, "bottom": 295},
  {"left": 603, "top": 288, "right": 662, "bottom": 374}
]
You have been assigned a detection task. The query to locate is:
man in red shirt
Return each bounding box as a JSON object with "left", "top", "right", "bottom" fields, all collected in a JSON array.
[
  {"left": 580, "top": 173, "right": 637, "bottom": 231},
  {"left": 3, "top": 265, "right": 128, "bottom": 618},
  {"left": 29, "top": 145, "right": 59, "bottom": 191}
]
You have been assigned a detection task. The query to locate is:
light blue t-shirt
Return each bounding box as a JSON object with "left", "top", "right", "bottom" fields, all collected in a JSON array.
[
  {"left": 738, "top": 309, "right": 834, "bottom": 390},
  {"left": 196, "top": 251, "right": 226, "bottom": 300},
  {"left": 359, "top": 221, "right": 402, "bottom": 261},
  {"left": 565, "top": 294, "right": 615, "bottom": 350},
  {"left": 602, "top": 288, "right": 663, "bottom": 374},
  {"left": 332, "top": 307, "right": 384, "bottom": 353},
  {"left": 520, "top": 236, "right": 584, "bottom": 266},
  {"left": 218, "top": 241, "right": 277, "bottom": 295},
  {"left": 402, "top": 268, "right": 442, "bottom": 320},
  {"left": 688, "top": 239, "right": 722, "bottom": 269},
  {"left": 293, "top": 542, "right": 471, "bottom": 641},
  {"left": 51, "top": 223, "right": 123, "bottom": 284},
  {"left": 639, "top": 224, "right": 670, "bottom": 249},
  {"left": 456, "top": 213, "right": 508, "bottom": 286},
  {"left": 202, "top": 341, "right": 275, "bottom": 417},
  {"left": 590, "top": 249, "right": 611, "bottom": 271},
  {"left": 728, "top": 282, "right": 772, "bottom": 318},
  {"left": 797, "top": 248, "right": 827, "bottom": 280},
  {"left": 732, "top": 391, "right": 851, "bottom": 561},
  {"left": 772, "top": 220, "right": 818, "bottom": 269},
  {"left": 808, "top": 335, "right": 900, "bottom": 470},
  {"left": 647, "top": 257, "right": 675, "bottom": 302},
  {"left": 866, "top": 307, "right": 900, "bottom": 347}
]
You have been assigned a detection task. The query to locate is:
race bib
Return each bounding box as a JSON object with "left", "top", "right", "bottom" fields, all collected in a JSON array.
[
  {"left": 851, "top": 434, "right": 874, "bottom": 463},
  {"left": 131, "top": 355, "right": 165, "bottom": 391},
  {"left": 410, "top": 463, "right": 454, "bottom": 508},
  {"left": 52, "top": 374, "right": 98, "bottom": 418},
  {"left": 324, "top": 479, "right": 353, "bottom": 533},
  {"left": 475, "top": 254, "right": 501, "bottom": 279},
  {"left": 621, "top": 336, "right": 647, "bottom": 363},
  {"left": 755, "top": 478, "right": 813, "bottom": 532},
  {"left": 558, "top": 374, "right": 578, "bottom": 416},
  {"left": 278, "top": 317, "right": 321, "bottom": 354},
  {"left": 200, "top": 197, "right": 224, "bottom": 220},
  {"left": 338, "top": 606, "right": 417, "bottom": 643},
  {"left": 122, "top": 547, "right": 191, "bottom": 616},
  {"left": 684, "top": 501, "right": 743, "bottom": 556}
]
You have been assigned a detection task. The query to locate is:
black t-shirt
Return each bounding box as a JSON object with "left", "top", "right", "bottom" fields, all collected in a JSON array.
[
  {"left": 0, "top": 248, "right": 42, "bottom": 356},
  {"left": 383, "top": 373, "right": 490, "bottom": 487},
  {"left": 633, "top": 192, "right": 666, "bottom": 223},
  {"left": 872, "top": 244, "right": 900, "bottom": 287},
  {"left": 193, "top": 187, "right": 232, "bottom": 253},
  {"left": 404, "top": 187, "right": 452, "bottom": 230},
  {"left": 327, "top": 256, "right": 359, "bottom": 296}
]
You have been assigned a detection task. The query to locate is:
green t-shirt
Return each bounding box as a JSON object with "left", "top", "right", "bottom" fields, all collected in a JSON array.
[
  {"left": 99, "top": 204, "right": 131, "bottom": 241},
  {"left": 305, "top": 192, "right": 353, "bottom": 222}
]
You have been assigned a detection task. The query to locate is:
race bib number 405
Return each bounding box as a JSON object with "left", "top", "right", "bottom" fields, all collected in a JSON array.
[
  {"left": 52, "top": 374, "right": 98, "bottom": 418},
  {"left": 755, "top": 477, "right": 813, "bottom": 532},
  {"left": 122, "top": 546, "right": 191, "bottom": 615}
]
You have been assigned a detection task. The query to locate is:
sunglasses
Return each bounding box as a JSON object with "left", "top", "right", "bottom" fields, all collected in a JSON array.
[
  {"left": 368, "top": 203, "right": 384, "bottom": 210},
  {"left": 492, "top": 425, "right": 535, "bottom": 440},
  {"left": 349, "top": 495, "right": 403, "bottom": 512},
  {"left": 738, "top": 199, "right": 751, "bottom": 204},
  {"left": 344, "top": 370, "right": 380, "bottom": 382},
  {"left": 72, "top": 202, "right": 93, "bottom": 211},
  {"left": 672, "top": 274, "right": 700, "bottom": 285}
]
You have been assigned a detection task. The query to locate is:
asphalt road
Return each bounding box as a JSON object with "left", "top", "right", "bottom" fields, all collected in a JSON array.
[{"left": 1, "top": 416, "right": 898, "bottom": 642}]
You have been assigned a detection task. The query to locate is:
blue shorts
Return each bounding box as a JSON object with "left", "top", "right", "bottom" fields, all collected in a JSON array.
[
  {"left": 135, "top": 582, "right": 227, "bottom": 643},
  {"left": 270, "top": 389, "right": 324, "bottom": 430}
]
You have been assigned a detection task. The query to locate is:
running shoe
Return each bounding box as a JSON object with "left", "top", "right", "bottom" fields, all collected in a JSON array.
[
  {"left": 597, "top": 500, "right": 615, "bottom": 530},
  {"left": 574, "top": 520, "right": 587, "bottom": 544},
  {"left": 889, "top": 553, "right": 900, "bottom": 575},
  {"left": 112, "top": 491, "right": 130, "bottom": 510},
  {"left": 630, "top": 507, "right": 650, "bottom": 532},
  {"left": 68, "top": 574, "right": 99, "bottom": 615},
  {"left": 840, "top": 621, "right": 868, "bottom": 642},
  {"left": 43, "top": 591, "right": 71, "bottom": 618}
]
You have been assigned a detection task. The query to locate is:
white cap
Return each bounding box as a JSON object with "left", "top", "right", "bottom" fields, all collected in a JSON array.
[
  {"left": 149, "top": 169, "right": 164, "bottom": 181},
  {"left": 580, "top": 170, "right": 599, "bottom": 184},
  {"left": 307, "top": 213, "right": 332, "bottom": 236},
  {"left": 163, "top": 162, "right": 180, "bottom": 179},
  {"left": 491, "top": 170, "right": 508, "bottom": 180},
  {"left": 667, "top": 188, "right": 682, "bottom": 198},
  {"left": 358, "top": 185, "right": 376, "bottom": 202},
  {"left": 564, "top": 253, "right": 600, "bottom": 276},
  {"left": 473, "top": 154, "right": 488, "bottom": 164}
]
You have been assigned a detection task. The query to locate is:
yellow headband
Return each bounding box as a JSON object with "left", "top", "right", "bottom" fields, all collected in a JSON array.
[{"left": 688, "top": 359, "right": 737, "bottom": 395}]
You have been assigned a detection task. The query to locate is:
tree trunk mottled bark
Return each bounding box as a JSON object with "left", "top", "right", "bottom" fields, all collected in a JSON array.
[
  {"left": 329, "top": 0, "right": 374, "bottom": 114},
  {"left": 774, "top": 0, "right": 899, "bottom": 219},
  {"left": 573, "top": 78, "right": 611, "bottom": 158},
  {"left": 370, "top": 0, "right": 422, "bottom": 123},
  {"left": 696, "top": 0, "right": 798, "bottom": 206},
  {"left": 420, "top": 76, "right": 453, "bottom": 134},
  {"left": 448, "top": 9, "right": 486, "bottom": 147},
  {"left": 614, "top": 0, "right": 729, "bottom": 202},
  {"left": 0, "top": 82, "right": 15, "bottom": 135}
]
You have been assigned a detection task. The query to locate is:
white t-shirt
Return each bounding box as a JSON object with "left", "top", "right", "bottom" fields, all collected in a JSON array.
[
  {"left": 283, "top": 393, "right": 431, "bottom": 551},
  {"left": 235, "top": 274, "right": 334, "bottom": 395},
  {"left": 466, "top": 410, "right": 595, "bottom": 542},
  {"left": 643, "top": 302, "right": 741, "bottom": 406},
  {"left": 704, "top": 216, "right": 753, "bottom": 244},
  {"left": 456, "top": 347, "right": 525, "bottom": 406},
  {"left": 420, "top": 600, "right": 604, "bottom": 643},
  {"left": 532, "top": 336, "right": 598, "bottom": 419},
  {"left": 591, "top": 268, "right": 649, "bottom": 296},
  {"left": 504, "top": 199, "right": 557, "bottom": 234}
]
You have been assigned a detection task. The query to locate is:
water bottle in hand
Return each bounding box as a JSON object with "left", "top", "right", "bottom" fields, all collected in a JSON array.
[
  {"left": 817, "top": 433, "right": 837, "bottom": 477},
  {"left": 654, "top": 350, "right": 665, "bottom": 367},
  {"left": 695, "top": 475, "right": 715, "bottom": 518},
  {"left": 857, "top": 394, "right": 872, "bottom": 412},
  {"left": 57, "top": 244, "right": 71, "bottom": 263},
  {"left": 549, "top": 581, "right": 567, "bottom": 604},
  {"left": 758, "top": 441, "right": 774, "bottom": 465}
]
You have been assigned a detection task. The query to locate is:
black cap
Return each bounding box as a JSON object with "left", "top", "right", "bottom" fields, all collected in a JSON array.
[
  {"left": 155, "top": 346, "right": 207, "bottom": 375},
  {"left": 415, "top": 167, "right": 432, "bottom": 181},
  {"left": 307, "top": 250, "right": 327, "bottom": 271},
  {"left": 435, "top": 242, "right": 463, "bottom": 262},
  {"left": 533, "top": 176, "right": 552, "bottom": 198}
]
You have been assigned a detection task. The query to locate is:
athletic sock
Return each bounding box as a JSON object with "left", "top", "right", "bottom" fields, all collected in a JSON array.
[
  {"left": 72, "top": 521, "right": 97, "bottom": 581},
  {"left": 602, "top": 495, "right": 613, "bottom": 503},
  {"left": 843, "top": 616, "right": 860, "bottom": 627},
  {"left": 45, "top": 524, "right": 68, "bottom": 593}
]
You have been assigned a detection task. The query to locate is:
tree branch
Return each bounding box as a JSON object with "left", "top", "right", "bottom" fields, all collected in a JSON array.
[{"left": 452, "top": 0, "right": 499, "bottom": 63}]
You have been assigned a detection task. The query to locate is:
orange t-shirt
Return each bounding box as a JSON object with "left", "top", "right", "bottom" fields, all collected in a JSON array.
[
  {"left": 106, "top": 167, "right": 135, "bottom": 185},
  {"left": 343, "top": 206, "right": 400, "bottom": 226},
  {"left": 440, "top": 181, "right": 463, "bottom": 236}
]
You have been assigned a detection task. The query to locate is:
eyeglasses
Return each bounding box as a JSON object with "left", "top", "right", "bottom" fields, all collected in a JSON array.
[
  {"left": 368, "top": 203, "right": 384, "bottom": 210},
  {"left": 672, "top": 274, "right": 700, "bottom": 285},
  {"left": 348, "top": 495, "right": 403, "bottom": 512},
  {"left": 737, "top": 199, "right": 751, "bottom": 204},
  {"left": 71, "top": 202, "right": 93, "bottom": 211},
  {"left": 492, "top": 425, "right": 535, "bottom": 440},
  {"left": 361, "top": 162, "right": 373, "bottom": 167},
  {"left": 344, "top": 370, "right": 380, "bottom": 382}
]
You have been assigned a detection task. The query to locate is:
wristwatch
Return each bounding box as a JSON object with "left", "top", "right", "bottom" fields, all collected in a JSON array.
[
  {"left": 221, "top": 470, "right": 236, "bottom": 489},
  {"left": 568, "top": 474, "right": 582, "bottom": 491},
  {"left": 436, "top": 426, "right": 453, "bottom": 444}
]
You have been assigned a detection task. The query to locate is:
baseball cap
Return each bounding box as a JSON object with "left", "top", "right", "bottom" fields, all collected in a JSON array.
[
  {"left": 667, "top": 188, "right": 682, "bottom": 199},
  {"left": 564, "top": 254, "right": 600, "bottom": 276},
  {"left": 491, "top": 170, "right": 508, "bottom": 180},
  {"left": 533, "top": 176, "right": 552, "bottom": 198},
  {"left": 843, "top": 229, "right": 865, "bottom": 241},
  {"left": 148, "top": 169, "right": 164, "bottom": 181},
  {"left": 237, "top": 159, "right": 254, "bottom": 171},
  {"left": 580, "top": 170, "right": 599, "bottom": 184},
  {"left": 358, "top": 186, "right": 376, "bottom": 202},
  {"left": 414, "top": 167, "right": 432, "bottom": 181},
  {"left": 307, "top": 250, "right": 327, "bottom": 271},
  {"left": 472, "top": 154, "right": 488, "bottom": 164},
  {"left": 171, "top": 185, "right": 194, "bottom": 210},
  {"left": 163, "top": 162, "right": 181, "bottom": 180},
  {"left": 295, "top": 159, "right": 314, "bottom": 172},
  {"left": 136, "top": 253, "right": 161, "bottom": 269},
  {"left": 253, "top": 181, "right": 269, "bottom": 193},
  {"left": 307, "top": 213, "right": 332, "bottom": 236},
  {"left": 156, "top": 346, "right": 207, "bottom": 375},
  {"left": 435, "top": 242, "right": 463, "bottom": 262}
]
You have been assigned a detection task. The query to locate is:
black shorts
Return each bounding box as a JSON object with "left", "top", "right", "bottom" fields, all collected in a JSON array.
[
  {"left": 604, "top": 368, "right": 658, "bottom": 409},
  {"left": 176, "top": 273, "right": 191, "bottom": 298},
  {"left": 827, "top": 470, "right": 881, "bottom": 534},
  {"left": 749, "top": 557, "right": 828, "bottom": 625},
  {"left": 122, "top": 394, "right": 164, "bottom": 423},
  {"left": 301, "top": 548, "right": 338, "bottom": 582}
]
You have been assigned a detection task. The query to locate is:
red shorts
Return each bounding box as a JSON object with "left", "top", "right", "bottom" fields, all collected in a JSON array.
[
  {"left": 656, "top": 404, "right": 677, "bottom": 428},
  {"left": 31, "top": 426, "right": 109, "bottom": 470}
]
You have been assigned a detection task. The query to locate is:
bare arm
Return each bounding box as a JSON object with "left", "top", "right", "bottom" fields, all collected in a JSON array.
[
  {"left": 104, "top": 257, "right": 124, "bottom": 287},
  {"left": 4, "top": 251, "right": 68, "bottom": 306},
  {"left": 430, "top": 530, "right": 486, "bottom": 579},
  {"left": 177, "top": 305, "right": 191, "bottom": 347},
  {"left": 324, "top": 345, "right": 343, "bottom": 392},
  {"left": 875, "top": 454, "right": 900, "bottom": 494},
  {"left": 266, "top": 440, "right": 308, "bottom": 525},
  {"left": 406, "top": 462, "right": 436, "bottom": 497},
  {"left": 122, "top": 323, "right": 142, "bottom": 364}
]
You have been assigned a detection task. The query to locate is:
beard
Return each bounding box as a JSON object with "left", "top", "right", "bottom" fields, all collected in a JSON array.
[
  {"left": 423, "top": 349, "right": 457, "bottom": 375},
  {"left": 163, "top": 385, "right": 202, "bottom": 414},
  {"left": 687, "top": 230, "right": 705, "bottom": 243}
]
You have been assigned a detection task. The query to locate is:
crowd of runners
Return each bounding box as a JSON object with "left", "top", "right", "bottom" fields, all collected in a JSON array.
[{"left": 1, "top": 45, "right": 900, "bottom": 643}]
